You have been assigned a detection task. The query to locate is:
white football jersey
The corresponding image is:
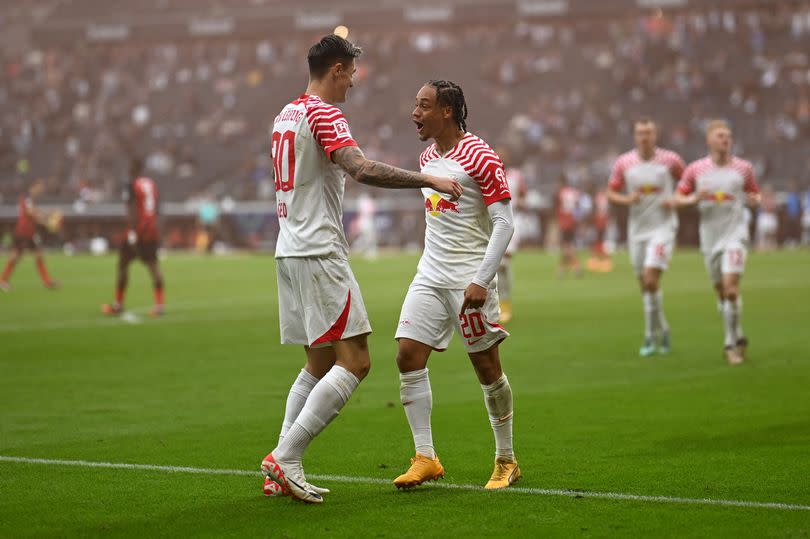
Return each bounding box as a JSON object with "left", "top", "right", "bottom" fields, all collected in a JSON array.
[
  {"left": 608, "top": 148, "right": 684, "bottom": 241},
  {"left": 414, "top": 133, "right": 511, "bottom": 289},
  {"left": 677, "top": 156, "right": 759, "bottom": 254},
  {"left": 272, "top": 94, "right": 358, "bottom": 258}
]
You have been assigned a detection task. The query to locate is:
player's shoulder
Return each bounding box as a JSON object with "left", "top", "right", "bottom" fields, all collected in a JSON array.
[
  {"left": 684, "top": 156, "right": 712, "bottom": 175},
  {"left": 616, "top": 149, "right": 638, "bottom": 165},
  {"left": 447, "top": 133, "right": 502, "bottom": 171},
  {"left": 419, "top": 143, "right": 440, "bottom": 168},
  {"left": 730, "top": 155, "right": 754, "bottom": 172},
  {"left": 655, "top": 147, "right": 684, "bottom": 164}
]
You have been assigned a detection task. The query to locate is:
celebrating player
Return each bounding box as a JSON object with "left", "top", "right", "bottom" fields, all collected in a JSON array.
[
  {"left": 607, "top": 119, "right": 685, "bottom": 356},
  {"left": 101, "top": 159, "right": 165, "bottom": 316},
  {"left": 392, "top": 80, "right": 519, "bottom": 491},
  {"left": 0, "top": 181, "right": 59, "bottom": 291},
  {"left": 260, "top": 35, "right": 462, "bottom": 504},
  {"left": 674, "top": 120, "right": 760, "bottom": 365}
]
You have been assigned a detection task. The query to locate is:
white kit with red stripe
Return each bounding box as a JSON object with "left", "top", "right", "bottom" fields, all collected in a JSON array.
[
  {"left": 415, "top": 132, "right": 511, "bottom": 289},
  {"left": 677, "top": 156, "right": 760, "bottom": 255},
  {"left": 271, "top": 94, "right": 371, "bottom": 347},
  {"left": 271, "top": 94, "right": 358, "bottom": 259}
]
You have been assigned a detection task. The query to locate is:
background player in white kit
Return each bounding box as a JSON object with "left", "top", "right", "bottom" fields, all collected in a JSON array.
[
  {"left": 674, "top": 120, "right": 760, "bottom": 365},
  {"left": 260, "top": 36, "right": 462, "bottom": 503},
  {"left": 607, "top": 118, "right": 685, "bottom": 357},
  {"left": 392, "top": 80, "right": 520, "bottom": 491}
]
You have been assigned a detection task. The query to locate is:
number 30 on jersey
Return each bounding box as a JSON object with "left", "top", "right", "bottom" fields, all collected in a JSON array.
[{"left": 272, "top": 130, "right": 295, "bottom": 193}]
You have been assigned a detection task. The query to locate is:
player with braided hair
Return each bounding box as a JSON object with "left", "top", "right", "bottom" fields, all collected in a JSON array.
[{"left": 393, "top": 81, "right": 521, "bottom": 490}]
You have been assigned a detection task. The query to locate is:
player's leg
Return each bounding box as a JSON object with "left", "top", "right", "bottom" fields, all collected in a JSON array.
[
  {"left": 103, "top": 243, "right": 133, "bottom": 314},
  {"left": 631, "top": 240, "right": 655, "bottom": 356},
  {"left": 0, "top": 243, "right": 22, "bottom": 290},
  {"left": 468, "top": 344, "right": 520, "bottom": 489},
  {"left": 642, "top": 237, "right": 674, "bottom": 354},
  {"left": 497, "top": 253, "right": 513, "bottom": 323},
  {"left": 139, "top": 241, "right": 164, "bottom": 316},
  {"left": 263, "top": 258, "right": 371, "bottom": 503},
  {"left": 392, "top": 284, "right": 453, "bottom": 488},
  {"left": 32, "top": 244, "right": 58, "bottom": 289},
  {"left": 720, "top": 245, "right": 747, "bottom": 363}
]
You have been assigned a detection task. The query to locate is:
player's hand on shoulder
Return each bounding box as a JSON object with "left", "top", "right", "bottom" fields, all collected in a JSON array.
[
  {"left": 460, "top": 283, "right": 488, "bottom": 315},
  {"left": 428, "top": 176, "right": 463, "bottom": 200}
]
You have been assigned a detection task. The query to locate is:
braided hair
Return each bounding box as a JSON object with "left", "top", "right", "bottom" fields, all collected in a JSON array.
[{"left": 428, "top": 80, "right": 468, "bottom": 132}]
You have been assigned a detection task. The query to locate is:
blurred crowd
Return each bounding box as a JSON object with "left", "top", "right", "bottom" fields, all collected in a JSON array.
[{"left": 1, "top": 3, "right": 810, "bottom": 245}]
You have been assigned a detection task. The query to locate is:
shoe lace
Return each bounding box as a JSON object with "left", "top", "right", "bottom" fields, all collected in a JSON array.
[{"left": 491, "top": 461, "right": 510, "bottom": 481}]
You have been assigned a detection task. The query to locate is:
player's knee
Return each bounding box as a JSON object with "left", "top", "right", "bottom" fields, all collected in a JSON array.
[{"left": 724, "top": 286, "right": 738, "bottom": 301}]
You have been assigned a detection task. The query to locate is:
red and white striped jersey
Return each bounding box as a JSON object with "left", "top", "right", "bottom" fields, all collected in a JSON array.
[
  {"left": 272, "top": 94, "right": 358, "bottom": 258},
  {"left": 677, "top": 156, "right": 759, "bottom": 254},
  {"left": 415, "top": 132, "right": 511, "bottom": 289},
  {"left": 608, "top": 147, "right": 684, "bottom": 241}
]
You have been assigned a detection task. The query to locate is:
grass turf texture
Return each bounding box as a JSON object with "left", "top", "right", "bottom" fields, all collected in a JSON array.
[{"left": 0, "top": 250, "right": 808, "bottom": 538}]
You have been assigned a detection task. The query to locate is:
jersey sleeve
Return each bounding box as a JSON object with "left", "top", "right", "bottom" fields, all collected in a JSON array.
[
  {"left": 471, "top": 150, "right": 511, "bottom": 205},
  {"left": 676, "top": 164, "right": 697, "bottom": 195},
  {"left": 669, "top": 154, "right": 686, "bottom": 181},
  {"left": 306, "top": 105, "right": 358, "bottom": 160},
  {"left": 607, "top": 159, "right": 625, "bottom": 191},
  {"left": 742, "top": 162, "right": 760, "bottom": 193}
]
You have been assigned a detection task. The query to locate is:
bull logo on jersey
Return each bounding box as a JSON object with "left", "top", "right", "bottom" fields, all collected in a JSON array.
[
  {"left": 639, "top": 184, "right": 661, "bottom": 195},
  {"left": 425, "top": 193, "right": 459, "bottom": 216},
  {"left": 701, "top": 191, "right": 735, "bottom": 203}
]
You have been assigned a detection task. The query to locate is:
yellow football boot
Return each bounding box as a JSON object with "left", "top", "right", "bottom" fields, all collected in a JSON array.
[
  {"left": 393, "top": 454, "right": 445, "bottom": 489},
  {"left": 499, "top": 300, "right": 513, "bottom": 323},
  {"left": 484, "top": 457, "right": 521, "bottom": 489}
]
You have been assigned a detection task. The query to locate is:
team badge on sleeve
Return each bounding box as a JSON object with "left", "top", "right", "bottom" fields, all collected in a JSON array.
[{"left": 333, "top": 119, "right": 352, "bottom": 139}]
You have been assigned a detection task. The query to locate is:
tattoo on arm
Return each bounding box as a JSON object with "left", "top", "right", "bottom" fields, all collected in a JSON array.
[{"left": 333, "top": 146, "right": 429, "bottom": 189}]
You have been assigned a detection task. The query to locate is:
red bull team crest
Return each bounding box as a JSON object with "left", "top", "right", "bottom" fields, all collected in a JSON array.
[{"left": 425, "top": 193, "right": 459, "bottom": 216}]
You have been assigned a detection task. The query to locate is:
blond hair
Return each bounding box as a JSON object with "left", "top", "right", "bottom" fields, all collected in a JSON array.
[{"left": 706, "top": 119, "right": 730, "bottom": 135}]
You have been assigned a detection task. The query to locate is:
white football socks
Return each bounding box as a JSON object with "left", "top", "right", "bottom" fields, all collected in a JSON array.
[
  {"left": 723, "top": 299, "right": 740, "bottom": 347},
  {"left": 274, "top": 365, "right": 359, "bottom": 463},
  {"left": 399, "top": 368, "right": 435, "bottom": 459},
  {"left": 654, "top": 289, "right": 669, "bottom": 335},
  {"left": 735, "top": 296, "right": 744, "bottom": 339},
  {"left": 481, "top": 374, "right": 514, "bottom": 461},
  {"left": 642, "top": 292, "right": 656, "bottom": 339},
  {"left": 279, "top": 368, "right": 319, "bottom": 444}
]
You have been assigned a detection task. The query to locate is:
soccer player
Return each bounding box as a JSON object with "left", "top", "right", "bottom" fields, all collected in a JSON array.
[
  {"left": 101, "top": 159, "right": 165, "bottom": 316},
  {"left": 260, "top": 35, "right": 462, "bottom": 504},
  {"left": 497, "top": 165, "right": 526, "bottom": 323},
  {"left": 674, "top": 120, "right": 760, "bottom": 365},
  {"left": 587, "top": 185, "right": 613, "bottom": 273},
  {"left": 607, "top": 119, "right": 685, "bottom": 356},
  {"left": 0, "top": 181, "right": 59, "bottom": 291},
  {"left": 555, "top": 174, "right": 582, "bottom": 277},
  {"left": 393, "top": 80, "right": 519, "bottom": 491}
]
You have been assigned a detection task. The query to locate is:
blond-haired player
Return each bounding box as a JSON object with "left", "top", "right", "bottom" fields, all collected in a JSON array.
[
  {"left": 607, "top": 118, "right": 685, "bottom": 357},
  {"left": 674, "top": 120, "right": 760, "bottom": 365}
]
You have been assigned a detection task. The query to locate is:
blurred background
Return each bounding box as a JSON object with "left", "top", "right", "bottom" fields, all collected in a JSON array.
[{"left": 1, "top": 0, "right": 809, "bottom": 254}]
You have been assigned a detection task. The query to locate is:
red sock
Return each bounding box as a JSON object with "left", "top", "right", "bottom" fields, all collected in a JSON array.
[
  {"left": 115, "top": 288, "right": 125, "bottom": 305},
  {"left": 1, "top": 259, "right": 15, "bottom": 282},
  {"left": 154, "top": 287, "right": 164, "bottom": 306},
  {"left": 36, "top": 258, "right": 52, "bottom": 285}
]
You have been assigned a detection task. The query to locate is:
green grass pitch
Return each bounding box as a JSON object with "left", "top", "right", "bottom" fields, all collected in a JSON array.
[{"left": 1, "top": 249, "right": 809, "bottom": 538}]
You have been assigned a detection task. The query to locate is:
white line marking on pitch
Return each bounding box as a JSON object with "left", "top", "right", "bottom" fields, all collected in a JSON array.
[{"left": 1, "top": 455, "right": 808, "bottom": 512}]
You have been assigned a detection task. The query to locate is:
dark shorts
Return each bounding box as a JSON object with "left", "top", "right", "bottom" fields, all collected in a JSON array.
[
  {"left": 560, "top": 228, "right": 577, "bottom": 244},
  {"left": 14, "top": 235, "right": 40, "bottom": 251},
  {"left": 121, "top": 238, "right": 159, "bottom": 263}
]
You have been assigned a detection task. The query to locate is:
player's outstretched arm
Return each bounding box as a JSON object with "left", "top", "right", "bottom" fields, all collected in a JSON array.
[
  {"left": 333, "top": 146, "right": 462, "bottom": 197},
  {"left": 606, "top": 189, "right": 640, "bottom": 206}
]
